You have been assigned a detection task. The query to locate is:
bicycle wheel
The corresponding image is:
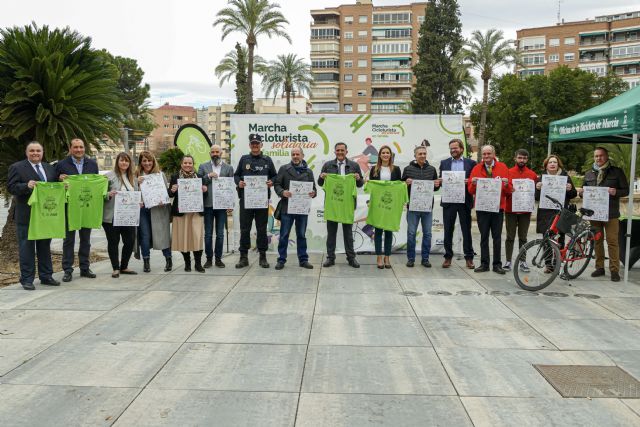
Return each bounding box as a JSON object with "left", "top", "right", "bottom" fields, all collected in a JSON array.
[
  {"left": 514, "top": 238, "right": 561, "bottom": 292},
  {"left": 562, "top": 230, "right": 595, "bottom": 280},
  {"left": 352, "top": 230, "right": 365, "bottom": 251}
]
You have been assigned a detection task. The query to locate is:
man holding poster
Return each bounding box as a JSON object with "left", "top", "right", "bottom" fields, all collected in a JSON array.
[
  {"left": 234, "top": 134, "right": 277, "bottom": 269},
  {"left": 579, "top": 147, "right": 629, "bottom": 282},
  {"left": 469, "top": 145, "right": 511, "bottom": 274}
]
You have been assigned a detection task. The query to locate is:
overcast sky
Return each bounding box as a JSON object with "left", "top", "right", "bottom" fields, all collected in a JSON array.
[{"left": 1, "top": 0, "right": 635, "bottom": 108}]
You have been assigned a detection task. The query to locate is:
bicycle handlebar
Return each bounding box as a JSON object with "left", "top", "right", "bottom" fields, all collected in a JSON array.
[{"left": 544, "top": 195, "right": 563, "bottom": 209}]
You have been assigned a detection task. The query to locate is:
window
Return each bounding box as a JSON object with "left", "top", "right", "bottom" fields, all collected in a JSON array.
[
  {"left": 357, "top": 59, "right": 367, "bottom": 67},
  {"left": 312, "top": 103, "right": 339, "bottom": 112},
  {"left": 372, "top": 42, "right": 411, "bottom": 54},
  {"left": 373, "top": 12, "right": 411, "bottom": 24},
  {"left": 549, "top": 53, "right": 559, "bottom": 63},
  {"left": 522, "top": 53, "right": 545, "bottom": 65},
  {"left": 312, "top": 87, "right": 339, "bottom": 98},
  {"left": 612, "top": 44, "right": 640, "bottom": 58},
  {"left": 521, "top": 36, "right": 545, "bottom": 50},
  {"left": 357, "top": 74, "right": 367, "bottom": 82},
  {"left": 344, "top": 45, "right": 353, "bottom": 53},
  {"left": 343, "top": 89, "right": 353, "bottom": 97},
  {"left": 581, "top": 65, "right": 606, "bottom": 77},
  {"left": 312, "top": 59, "right": 339, "bottom": 69},
  {"left": 313, "top": 73, "right": 340, "bottom": 82},
  {"left": 311, "top": 43, "right": 340, "bottom": 53},
  {"left": 344, "top": 16, "right": 353, "bottom": 24},
  {"left": 358, "top": 45, "right": 368, "bottom": 53},
  {"left": 371, "top": 103, "right": 403, "bottom": 113},
  {"left": 163, "top": 124, "right": 169, "bottom": 128},
  {"left": 344, "top": 31, "right": 353, "bottom": 39},
  {"left": 519, "top": 69, "right": 544, "bottom": 78},
  {"left": 343, "top": 103, "right": 353, "bottom": 112},
  {"left": 357, "top": 89, "right": 367, "bottom": 97},
  {"left": 564, "top": 37, "right": 575, "bottom": 45},
  {"left": 417, "top": 16, "right": 425, "bottom": 25},
  {"left": 357, "top": 103, "right": 367, "bottom": 112},
  {"left": 564, "top": 53, "right": 575, "bottom": 62},
  {"left": 549, "top": 38, "right": 559, "bottom": 47},
  {"left": 344, "top": 60, "right": 353, "bottom": 68},
  {"left": 372, "top": 28, "right": 411, "bottom": 39},
  {"left": 344, "top": 74, "right": 353, "bottom": 82},
  {"left": 311, "top": 28, "right": 340, "bottom": 39},
  {"left": 358, "top": 15, "right": 368, "bottom": 23},
  {"left": 358, "top": 30, "right": 367, "bottom": 39},
  {"left": 163, "top": 115, "right": 169, "bottom": 120}
]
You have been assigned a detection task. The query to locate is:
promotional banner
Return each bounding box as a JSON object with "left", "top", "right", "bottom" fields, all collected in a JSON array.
[
  {"left": 174, "top": 124, "right": 212, "bottom": 169},
  {"left": 230, "top": 114, "right": 464, "bottom": 254}
]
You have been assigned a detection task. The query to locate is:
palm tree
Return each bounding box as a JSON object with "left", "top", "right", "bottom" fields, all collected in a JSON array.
[
  {"left": 215, "top": 45, "right": 267, "bottom": 87},
  {"left": 459, "top": 29, "right": 518, "bottom": 147},
  {"left": 261, "top": 54, "right": 312, "bottom": 114},
  {"left": 214, "top": 0, "right": 291, "bottom": 113},
  {"left": 452, "top": 54, "right": 476, "bottom": 106}
]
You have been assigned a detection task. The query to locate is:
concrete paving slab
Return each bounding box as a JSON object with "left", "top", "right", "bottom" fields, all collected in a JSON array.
[
  {"left": 61, "top": 274, "right": 159, "bottom": 291},
  {"left": 560, "top": 281, "right": 640, "bottom": 298},
  {"left": 622, "top": 399, "right": 640, "bottom": 417},
  {"left": 16, "top": 290, "right": 138, "bottom": 311},
  {"left": 318, "top": 276, "right": 401, "bottom": 294},
  {"left": 145, "top": 274, "right": 239, "bottom": 293},
  {"left": 498, "top": 294, "right": 621, "bottom": 320},
  {"left": 461, "top": 397, "right": 640, "bottom": 427},
  {"left": 234, "top": 276, "right": 318, "bottom": 293},
  {"left": 115, "top": 389, "right": 298, "bottom": 427},
  {"left": 315, "top": 293, "right": 414, "bottom": 316},
  {"left": 438, "top": 348, "right": 614, "bottom": 397},
  {"left": 149, "top": 343, "right": 306, "bottom": 392},
  {"left": 217, "top": 292, "right": 315, "bottom": 315},
  {"left": 302, "top": 345, "right": 455, "bottom": 395},
  {"left": 3, "top": 339, "right": 180, "bottom": 387},
  {"left": 245, "top": 263, "right": 321, "bottom": 278},
  {"left": 0, "top": 339, "right": 53, "bottom": 376},
  {"left": 0, "top": 384, "right": 139, "bottom": 427},
  {"left": 605, "top": 351, "right": 640, "bottom": 379},
  {"left": 310, "top": 315, "right": 430, "bottom": 346},
  {"left": 73, "top": 310, "right": 209, "bottom": 342},
  {"left": 526, "top": 318, "right": 640, "bottom": 350},
  {"left": 320, "top": 264, "right": 396, "bottom": 278},
  {"left": 410, "top": 295, "right": 517, "bottom": 318},
  {"left": 188, "top": 313, "right": 312, "bottom": 344},
  {"left": 0, "top": 309, "right": 103, "bottom": 341},
  {"left": 393, "top": 264, "right": 471, "bottom": 279},
  {"left": 115, "top": 291, "right": 225, "bottom": 312},
  {"left": 296, "top": 394, "right": 473, "bottom": 427},
  {"left": 0, "top": 289, "right": 55, "bottom": 309},
  {"left": 594, "top": 297, "right": 640, "bottom": 319},
  {"left": 397, "top": 278, "right": 487, "bottom": 293},
  {"left": 421, "top": 317, "right": 555, "bottom": 350}
]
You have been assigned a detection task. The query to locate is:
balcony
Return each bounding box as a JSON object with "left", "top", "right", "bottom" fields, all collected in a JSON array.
[
  {"left": 579, "top": 55, "right": 608, "bottom": 63},
  {"left": 371, "top": 92, "right": 411, "bottom": 99},
  {"left": 579, "top": 38, "right": 607, "bottom": 46},
  {"left": 311, "top": 19, "right": 339, "bottom": 27},
  {"left": 371, "top": 80, "right": 412, "bottom": 86}
]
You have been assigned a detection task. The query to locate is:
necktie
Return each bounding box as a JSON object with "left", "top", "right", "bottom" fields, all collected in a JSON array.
[
  {"left": 485, "top": 164, "right": 492, "bottom": 178},
  {"left": 338, "top": 161, "right": 344, "bottom": 175},
  {"left": 35, "top": 164, "right": 45, "bottom": 181}
]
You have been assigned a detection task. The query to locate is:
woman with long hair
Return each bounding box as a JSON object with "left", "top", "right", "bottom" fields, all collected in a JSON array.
[
  {"left": 103, "top": 152, "right": 139, "bottom": 278},
  {"left": 169, "top": 155, "right": 206, "bottom": 272},
  {"left": 136, "top": 151, "right": 172, "bottom": 273},
  {"left": 368, "top": 145, "right": 402, "bottom": 269}
]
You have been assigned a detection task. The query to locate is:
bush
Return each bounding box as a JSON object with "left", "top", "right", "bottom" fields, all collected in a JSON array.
[
  {"left": 157, "top": 147, "right": 184, "bottom": 177},
  {"left": 571, "top": 175, "right": 584, "bottom": 188}
]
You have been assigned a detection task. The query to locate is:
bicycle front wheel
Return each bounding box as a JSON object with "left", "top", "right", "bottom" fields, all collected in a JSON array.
[
  {"left": 514, "top": 238, "right": 561, "bottom": 292},
  {"left": 563, "top": 230, "right": 595, "bottom": 280}
]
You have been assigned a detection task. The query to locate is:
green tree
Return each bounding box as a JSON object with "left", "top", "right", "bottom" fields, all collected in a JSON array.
[
  {"left": 214, "top": 0, "right": 291, "bottom": 114},
  {"left": 215, "top": 45, "right": 267, "bottom": 87},
  {"left": 233, "top": 42, "right": 248, "bottom": 114},
  {"left": 261, "top": 54, "right": 312, "bottom": 114},
  {"left": 411, "top": 0, "right": 463, "bottom": 114},
  {"left": 157, "top": 147, "right": 184, "bottom": 177},
  {"left": 460, "top": 29, "right": 518, "bottom": 147}
]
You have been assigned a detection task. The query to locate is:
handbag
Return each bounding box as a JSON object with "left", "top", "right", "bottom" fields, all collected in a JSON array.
[{"left": 274, "top": 199, "right": 283, "bottom": 221}]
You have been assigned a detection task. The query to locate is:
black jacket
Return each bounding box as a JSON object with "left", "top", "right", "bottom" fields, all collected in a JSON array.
[
  {"left": 369, "top": 165, "right": 402, "bottom": 181},
  {"left": 54, "top": 155, "right": 99, "bottom": 176},
  {"left": 234, "top": 153, "right": 277, "bottom": 199},
  {"left": 582, "top": 165, "right": 629, "bottom": 219},
  {"left": 168, "top": 174, "right": 204, "bottom": 217},
  {"left": 401, "top": 160, "right": 438, "bottom": 199},
  {"left": 535, "top": 170, "right": 577, "bottom": 234},
  {"left": 317, "top": 159, "right": 364, "bottom": 188},
  {"left": 274, "top": 161, "right": 317, "bottom": 215},
  {"left": 7, "top": 160, "right": 58, "bottom": 225}
]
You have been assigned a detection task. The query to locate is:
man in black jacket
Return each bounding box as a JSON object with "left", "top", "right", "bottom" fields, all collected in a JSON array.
[
  {"left": 234, "top": 134, "right": 277, "bottom": 268},
  {"left": 274, "top": 147, "right": 317, "bottom": 270},
  {"left": 402, "top": 145, "right": 440, "bottom": 268},
  {"left": 7, "top": 142, "right": 60, "bottom": 290},
  {"left": 55, "top": 138, "right": 99, "bottom": 282},
  {"left": 318, "top": 142, "right": 363, "bottom": 268},
  {"left": 579, "top": 147, "right": 629, "bottom": 282}
]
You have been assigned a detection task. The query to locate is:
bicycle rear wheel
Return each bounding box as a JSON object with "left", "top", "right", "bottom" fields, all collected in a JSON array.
[
  {"left": 514, "top": 238, "right": 561, "bottom": 291},
  {"left": 562, "top": 230, "right": 595, "bottom": 280}
]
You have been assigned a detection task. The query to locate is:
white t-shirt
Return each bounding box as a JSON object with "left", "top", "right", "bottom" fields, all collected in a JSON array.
[{"left": 380, "top": 166, "right": 391, "bottom": 181}]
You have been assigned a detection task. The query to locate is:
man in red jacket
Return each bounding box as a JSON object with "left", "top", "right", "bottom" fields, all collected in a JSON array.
[
  {"left": 468, "top": 145, "right": 511, "bottom": 274},
  {"left": 504, "top": 149, "right": 538, "bottom": 272}
]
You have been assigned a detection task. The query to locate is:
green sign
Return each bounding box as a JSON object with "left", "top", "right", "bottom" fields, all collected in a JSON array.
[{"left": 174, "top": 124, "right": 211, "bottom": 168}]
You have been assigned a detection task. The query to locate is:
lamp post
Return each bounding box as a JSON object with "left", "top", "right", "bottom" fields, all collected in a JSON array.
[{"left": 529, "top": 114, "right": 537, "bottom": 163}]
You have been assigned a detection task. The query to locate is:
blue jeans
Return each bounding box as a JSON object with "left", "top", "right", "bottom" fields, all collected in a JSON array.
[
  {"left": 374, "top": 228, "right": 393, "bottom": 256},
  {"left": 277, "top": 213, "right": 309, "bottom": 264},
  {"left": 406, "top": 210, "right": 433, "bottom": 262},
  {"left": 203, "top": 207, "right": 227, "bottom": 260},
  {"left": 138, "top": 208, "right": 171, "bottom": 259}
]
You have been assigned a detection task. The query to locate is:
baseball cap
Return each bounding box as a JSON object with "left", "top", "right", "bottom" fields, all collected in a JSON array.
[{"left": 249, "top": 133, "right": 263, "bottom": 144}]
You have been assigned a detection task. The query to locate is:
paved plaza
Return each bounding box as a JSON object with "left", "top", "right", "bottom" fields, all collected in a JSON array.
[{"left": 1, "top": 247, "right": 640, "bottom": 426}]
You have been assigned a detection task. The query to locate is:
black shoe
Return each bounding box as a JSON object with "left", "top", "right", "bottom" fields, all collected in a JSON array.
[
  {"left": 120, "top": 269, "right": 137, "bottom": 275},
  {"left": 406, "top": 260, "right": 414, "bottom": 267},
  {"left": 164, "top": 257, "right": 172, "bottom": 272},
  {"left": 348, "top": 259, "right": 360, "bottom": 268},
  {"left": 474, "top": 265, "right": 490, "bottom": 273},
  {"left": 299, "top": 262, "right": 314, "bottom": 269},
  {"left": 215, "top": 259, "right": 225, "bottom": 268},
  {"left": 40, "top": 278, "right": 60, "bottom": 286},
  {"left": 275, "top": 262, "right": 285, "bottom": 270},
  {"left": 591, "top": 268, "right": 606, "bottom": 278},
  {"left": 80, "top": 269, "right": 96, "bottom": 279},
  {"left": 259, "top": 253, "right": 270, "bottom": 269},
  {"left": 235, "top": 256, "right": 249, "bottom": 269},
  {"left": 421, "top": 260, "right": 432, "bottom": 268},
  {"left": 195, "top": 264, "right": 205, "bottom": 273},
  {"left": 322, "top": 259, "right": 335, "bottom": 267},
  {"left": 143, "top": 258, "right": 150, "bottom": 273},
  {"left": 493, "top": 266, "right": 506, "bottom": 275},
  {"left": 203, "top": 258, "right": 213, "bottom": 268},
  {"left": 611, "top": 271, "right": 621, "bottom": 282},
  {"left": 62, "top": 271, "right": 73, "bottom": 282},
  {"left": 21, "top": 282, "right": 35, "bottom": 291}
]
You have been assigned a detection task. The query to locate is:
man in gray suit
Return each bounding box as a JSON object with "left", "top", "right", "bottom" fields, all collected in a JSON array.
[{"left": 199, "top": 145, "right": 234, "bottom": 268}]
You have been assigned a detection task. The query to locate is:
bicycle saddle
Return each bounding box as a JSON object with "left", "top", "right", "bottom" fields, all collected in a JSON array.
[{"left": 579, "top": 207, "right": 594, "bottom": 217}]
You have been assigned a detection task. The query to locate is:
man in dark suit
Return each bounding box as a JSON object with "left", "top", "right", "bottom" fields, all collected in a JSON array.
[
  {"left": 55, "top": 138, "right": 99, "bottom": 282},
  {"left": 7, "top": 142, "right": 60, "bottom": 290},
  {"left": 439, "top": 138, "right": 477, "bottom": 269}
]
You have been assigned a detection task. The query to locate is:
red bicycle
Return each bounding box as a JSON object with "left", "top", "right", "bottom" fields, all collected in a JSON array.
[{"left": 514, "top": 195, "right": 603, "bottom": 291}]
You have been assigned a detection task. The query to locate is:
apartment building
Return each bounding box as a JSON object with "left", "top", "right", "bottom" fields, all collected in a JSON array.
[
  {"left": 148, "top": 103, "right": 197, "bottom": 155},
  {"left": 310, "top": 0, "right": 426, "bottom": 114},
  {"left": 516, "top": 11, "right": 640, "bottom": 88}
]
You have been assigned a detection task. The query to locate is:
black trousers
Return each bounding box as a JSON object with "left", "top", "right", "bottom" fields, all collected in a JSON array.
[
  {"left": 102, "top": 222, "right": 135, "bottom": 271},
  {"left": 62, "top": 227, "right": 92, "bottom": 273},
  {"left": 326, "top": 220, "right": 356, "bottom": 261},
  {"left": 238, "top": 204, "right": 268, "bottom": 255},
  {"left": 16, "top": 222, "right": 53, "bottom": 284},
  {"left": 442, "top": 204, "right": 474, "bottom": 260},
  {"left": 477, "top": 211, "right": 504, "bottom": 267}
]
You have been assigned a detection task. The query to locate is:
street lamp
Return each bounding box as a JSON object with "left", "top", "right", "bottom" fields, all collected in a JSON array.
[{"left": 529, "top": 114, "right": 537, "bottom": 164}]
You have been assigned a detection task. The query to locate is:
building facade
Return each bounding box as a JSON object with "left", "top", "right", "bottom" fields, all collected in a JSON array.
[
  {"left": 147, "top": 103, "right": 198, "bottom": 155},
  {"left": 516, "top": 11, "right": 640, "bottom": 88},
  {"left": 310, "top": 0, "right": 426, "bottom": 114}
]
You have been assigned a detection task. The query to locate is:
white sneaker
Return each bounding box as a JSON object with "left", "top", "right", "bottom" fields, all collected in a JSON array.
[
  {"left": 503, "top": 262, "right": 512, "bottom": 271},
  {"left": 519, "top": 262, "right": 530, "bottom": 273}
]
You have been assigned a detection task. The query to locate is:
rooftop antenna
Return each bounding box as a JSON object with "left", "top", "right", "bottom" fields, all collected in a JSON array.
[{"left": 557, "top": 0, "right": 563, "bottom": 24}]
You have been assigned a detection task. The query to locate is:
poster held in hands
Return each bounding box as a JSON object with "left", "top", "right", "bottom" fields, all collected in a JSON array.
[
  {"left": 441, "top": 171, "right": 466, "bottom": 204},
  {"left": 408, "top": 179, "right": 434, "bottom": 212},
  {"left": 582, "top": 186, "right": 610, "bottom": 222},
  {"left": 511, "top": 179, "right": 535, "bottom": 213},
  {"left": 243, "top": 176, "right": 268, "bottom": 209},
  {"left": 140, "top": 173, "right": 169, "bottom": 209},
  {"left": 287, "top": 181, "right": 314, "bottom": 215},
  {"left": 475, "top": 178, "right": 502, "bottom": 213},
  {"left": 211, "top": 177, "right": 236, "bottom": 210},
  {"left": 539, "top": 175, "right": 568, "bottom": 209},
  {"left": 113, "top": 191, "right": 142, "bottom": 226},
  {"left": 178, "top": 178, "right": 204, "bottom": 213}
]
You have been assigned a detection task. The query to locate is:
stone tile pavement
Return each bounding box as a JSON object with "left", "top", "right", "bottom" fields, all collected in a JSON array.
[{"left": 1, "top": 252, "right": 640, "bottom": 426}]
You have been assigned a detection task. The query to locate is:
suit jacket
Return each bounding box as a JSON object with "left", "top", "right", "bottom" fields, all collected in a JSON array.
[
  {"left": 274, "top": 162, "right": 317, "bottom": 215},
  {"left": 7, "top": 159, "right": 58, "bottom": 225},
  {"left": 198, "top": 160, "right": 234, "bottom": 208},
  {"left": 439, "top": 157, "right": 476, "bottom": 208},
  {"left": 54, "top": 155, "right": 99, "bottom": 177}
]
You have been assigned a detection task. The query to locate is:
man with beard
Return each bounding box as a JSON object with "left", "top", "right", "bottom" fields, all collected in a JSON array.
[{"left": 199, "top": 144, "right": 234, "bottom": 268}]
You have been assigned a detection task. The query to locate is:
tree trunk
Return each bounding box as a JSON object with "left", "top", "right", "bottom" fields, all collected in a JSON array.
[
  {"left": 286, "top": 90, "right": 291, "bottom": 114},
  {"left": 246, "top": 37, "right": 256, "bottom": 114},
  {"left": 0, "top": 199, "right": 20, "bottom": 264},
  {"left": 479, "top": 77, "right": 489, "bottom": 149}
]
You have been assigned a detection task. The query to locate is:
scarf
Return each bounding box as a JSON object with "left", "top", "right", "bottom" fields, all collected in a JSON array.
[
  {"left": 292, "top": 160, "right": 308, "bottom": 175},
  {"left": 593, "top": 161, "right": 610, "bottom": 185},
  {"left": 179, "top": 168, "right": 197, "bottom": 179}
]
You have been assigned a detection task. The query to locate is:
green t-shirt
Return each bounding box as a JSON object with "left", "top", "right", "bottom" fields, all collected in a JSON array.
[
  {"left": 27, "top": 182, "right": 67, "bottom": 240},
  {"left": 65, "top": 174, "right": 108, "bottom": 231},
  {"left": 322, "top": 174, "right": 358, "bottom": 224},
  {"left": 364, "top": 180, "right": 408, "bottom": 232}
]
